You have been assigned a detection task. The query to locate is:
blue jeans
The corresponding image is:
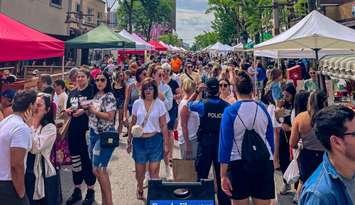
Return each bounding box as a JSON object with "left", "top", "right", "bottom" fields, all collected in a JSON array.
[
  {"left": 88, "top": 129, "right": 116, "bottom": 168},
  {"left": 132, "top": 133, "right": 163, "bottom": 164}
]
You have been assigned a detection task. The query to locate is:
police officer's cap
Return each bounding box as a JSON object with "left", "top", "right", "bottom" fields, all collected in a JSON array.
[{"left": 206, "top": 77, "right": 219, "bottom": 94}]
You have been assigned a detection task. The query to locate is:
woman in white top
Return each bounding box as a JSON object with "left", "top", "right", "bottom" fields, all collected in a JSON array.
[
  {"left": 177, "top": 78, "right": 200, "bottom": 159},
  {"left": 25, "top": 93, "right": 58, "bottom": 205},
  {"left": 150, "top": 65, "right": 174, "bottom": 178},
  {"left": 127, "top": 78, "right": 169, "bottom": 200},
  {"left": 149, "top": 65, "right": 173, "bottom": 111}
]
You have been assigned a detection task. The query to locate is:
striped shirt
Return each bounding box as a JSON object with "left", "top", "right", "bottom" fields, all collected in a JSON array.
[{"left": 219, "top": 100, "right": 274, "bottom": 163}]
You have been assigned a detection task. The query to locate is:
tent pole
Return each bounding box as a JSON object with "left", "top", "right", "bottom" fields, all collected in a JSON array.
[
  {"left": 62, "top": 56, "right": 65, "bottom": 80},
  {"left": 313, "top": 48, "right": 326, "bottom": 92}
]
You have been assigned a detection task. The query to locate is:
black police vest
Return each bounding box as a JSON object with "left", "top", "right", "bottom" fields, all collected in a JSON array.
[{"left": 197, "top": 97, "right": 229, "bottom": 144}]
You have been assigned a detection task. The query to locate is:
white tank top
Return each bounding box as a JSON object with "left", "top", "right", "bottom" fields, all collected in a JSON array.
[{"left": 177, "top": 99, "right": 200, "bottom": 144}]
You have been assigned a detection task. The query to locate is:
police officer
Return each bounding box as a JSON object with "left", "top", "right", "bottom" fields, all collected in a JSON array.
[{"left": 188, "top": 77, "right": 231, "bottom": 205}]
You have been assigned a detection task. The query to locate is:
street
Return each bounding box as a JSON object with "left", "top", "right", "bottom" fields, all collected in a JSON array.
[{"left": 60, "top": 139, "right": 296, "bottom": 205}]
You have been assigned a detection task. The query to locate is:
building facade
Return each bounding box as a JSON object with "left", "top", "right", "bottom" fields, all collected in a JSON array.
[
  {"left": 321, "top": 0, "right": 355, "bottom": 28},
  {"left": 0, "top": 0, "right": 106, "bottom": 39}
]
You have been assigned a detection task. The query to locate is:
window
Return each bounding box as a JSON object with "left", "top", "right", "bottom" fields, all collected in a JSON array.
[
  {"left": 87, "top": 8, "right": 94, "bottom": 23},
  {"left": 76, "top": 3, "right": 81, "bottom": 13},
  {"left": 97, "top": 12, "right": 103, "bottom": 19},
  {"left": 50, "top": 0, "right": 62, "bottom": 8}
]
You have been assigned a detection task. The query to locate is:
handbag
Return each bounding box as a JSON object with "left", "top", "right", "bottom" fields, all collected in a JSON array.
[
  {"left": 131, "top": 100, "right": 154, "bottom": 138},
  {"left": 97, "top": 94, "right": 119, "bottom": 148},
  {"left": 283, "top": 148, "right": 300, "bottom": 184}
]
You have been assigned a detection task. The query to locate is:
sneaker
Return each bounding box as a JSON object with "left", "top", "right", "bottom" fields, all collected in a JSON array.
[
  {"left": 66, "top": 187, "right": 82, "bottom": 205},
  {"left": 82, "top": 189, "right": 95, "bottom": 205},
  {"left": 280, "top": 183, "right": 291, "bottom": 195}
]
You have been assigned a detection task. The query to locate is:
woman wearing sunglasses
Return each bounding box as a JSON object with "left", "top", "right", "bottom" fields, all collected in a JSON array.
[
  {"left": 25, "top": 93, "right": 58, "bottom": 205},
  {"left": 86, "top": 72, "right": 117, "bottom": 205},
  {"left": 219, "top": 79, "right": 236, "bottom": 104},
  {"left": 127, "top": 78, "right": 169, "bottom": 200},
  {"left": 123, "top": 67, "right": 147, "bottom": 126}
]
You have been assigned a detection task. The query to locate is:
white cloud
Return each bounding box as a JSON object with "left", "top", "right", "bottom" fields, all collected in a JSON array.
[{"left": 176, "top": 8, "right": 213, "bottom": 44}]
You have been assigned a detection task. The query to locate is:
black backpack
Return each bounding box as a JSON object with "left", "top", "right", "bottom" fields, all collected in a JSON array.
[{"left": 234, "top": 103, "right": 270, "bottom": 162}]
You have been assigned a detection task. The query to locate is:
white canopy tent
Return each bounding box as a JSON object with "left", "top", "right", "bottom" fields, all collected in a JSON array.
[
  {"left": 254, "top": 49, "right": 354, "bottom": 59},
  {"left": 233, "top": 43, "right": 244, "bottom": 51},
  {"left": 118, "top": 30, "right": 153, "bottom": 50},
  {"left": 255, "top": 10, "right": 355, "bottom": 60},
  {"left": 207, "top": 42, "right": 233, "bottom": 52}
]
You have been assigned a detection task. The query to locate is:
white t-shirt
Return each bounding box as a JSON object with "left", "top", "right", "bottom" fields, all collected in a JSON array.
[
  {"left": 53, "top": 92, "right": 68, "bottom": 113},
  {"left": 132, "top": 99, "right": 169, "bottom": 133},
  {"left": 177, "top": 99, "right": 200, "bottom": 144},
  {"left": 267, "top": 104, "right": 281, "bottom": 128},
  {"left": 0, "top": 114, "right": 32, "bottom": 180}
]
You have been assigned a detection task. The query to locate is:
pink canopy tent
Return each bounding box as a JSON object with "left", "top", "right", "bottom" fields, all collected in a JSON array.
[
  {"left": 148, "top": 40, "right": 168, "bottom": 51},
  {"left": 0, "top": 12, "right": 64, "bottom": 62}
]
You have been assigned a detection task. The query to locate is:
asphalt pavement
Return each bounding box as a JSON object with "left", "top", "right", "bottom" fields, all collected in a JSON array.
[{"left": 60, "top": 139, "right": 296, "bottom": 205}]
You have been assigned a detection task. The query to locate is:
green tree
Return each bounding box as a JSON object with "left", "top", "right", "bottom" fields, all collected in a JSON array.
[
  {"left": 117, "top": 0, "right": 172, "bottom": 41},
  {"left": 159, "top": 33, "right": 182, "bottom": 46},
  {"left": 191, "top": 31, "right": 218, "bottom": 51}
]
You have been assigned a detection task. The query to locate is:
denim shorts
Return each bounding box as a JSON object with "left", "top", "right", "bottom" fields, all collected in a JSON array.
[
  {"left": 88, "top": 128, "right": 116, "bottom": 168},
  {"left": 132, "top": 133, "right": 163, "bottom": 164}
]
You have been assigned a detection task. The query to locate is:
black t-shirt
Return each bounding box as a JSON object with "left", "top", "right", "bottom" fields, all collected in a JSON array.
[
  {"left": 67, "top": 84, "right": 94, "bottom": 131},
  {"left": 167, "top": 79, "right": 179, "bottom": 108}
]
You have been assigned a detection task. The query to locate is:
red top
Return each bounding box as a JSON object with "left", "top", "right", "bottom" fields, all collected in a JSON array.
[{"left": 0, "top": 12, "right": 64, "bottom": 62}]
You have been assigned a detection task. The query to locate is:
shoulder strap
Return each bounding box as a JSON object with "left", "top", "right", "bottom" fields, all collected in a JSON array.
[
  {"left": 235, "top": 101, "right": 259, "bottom": 130},
  {"left": 141, "top": 100, "right": 155, "bottom": 128}
]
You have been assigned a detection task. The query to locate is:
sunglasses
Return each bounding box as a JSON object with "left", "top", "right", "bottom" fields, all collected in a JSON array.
[
  {"left": 95, "top": 78, "right": 106, "bottom": 83},
  {"left": 143, "top": 86, "right": 154, "bottom": 92},
  {"left": 310, "top": 72, "right": 316, "bottom": 75},
  {"left": 219, "top": 83, "right": 229, "bottom": 88},
  {"left": 343, "top": 131, "right": 355, "bottom": 137}
]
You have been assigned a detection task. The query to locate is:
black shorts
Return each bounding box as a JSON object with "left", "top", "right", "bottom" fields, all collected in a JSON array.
[
  {"left": 298, "top": 149, "right": 324, "bottom": 182},
  {"left": 229, "top": 160, "right": 275, "bottom": 200}
]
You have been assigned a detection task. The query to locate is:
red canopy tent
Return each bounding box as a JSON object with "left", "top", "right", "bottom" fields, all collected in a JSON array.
[
  {"left": 148, "top": 40, "right": 168, "bottom": 51},
  {"left": 0, "top": 12, "right": 64, "bottom": 62}
]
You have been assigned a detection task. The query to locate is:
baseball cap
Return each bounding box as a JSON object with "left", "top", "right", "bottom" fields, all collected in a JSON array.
[
  {"left": 2, "top": 89, "right": 16, "bottom": 101},
  {"left": 206, "top": 78, "right": 219, "bottom": 94}
]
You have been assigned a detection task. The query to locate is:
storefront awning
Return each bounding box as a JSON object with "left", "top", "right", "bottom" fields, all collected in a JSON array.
[{"left": 319, "top": 54, "right": 355, "bottom": 80}]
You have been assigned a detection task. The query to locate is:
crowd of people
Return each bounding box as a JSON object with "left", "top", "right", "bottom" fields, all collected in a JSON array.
[{"left": 0, "top": 52, "right": 353, "bottom": 205}]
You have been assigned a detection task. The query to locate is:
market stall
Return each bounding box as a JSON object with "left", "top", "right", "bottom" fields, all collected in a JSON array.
[
  {"left": 0, "top": 12, "right": 65, "bottom": 91},
  {"left": 148, "top": 40, "right": 168, "bottom": 52},
  {"left": 0, "top": 12, "right": 64, "bottom": 62},
  {"left": 66, "top": 24, "right": 134, "bottom": 49},
  {"left": 254, "top": 10, "right": 355, "bottom": 64},
  {"left": 319, "top": 54, "right": 355, "bottom": 108}
]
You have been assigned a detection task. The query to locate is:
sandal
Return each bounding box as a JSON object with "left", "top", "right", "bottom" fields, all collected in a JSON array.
[{"left": 136, "top": 189, "right": 144, "bottom": 200}]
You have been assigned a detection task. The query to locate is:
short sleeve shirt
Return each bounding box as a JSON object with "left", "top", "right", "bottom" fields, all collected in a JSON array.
[
  {"left": 0, "top": 115, "right": 32, "bottom": 180},
  {"left": 89, "top": 92, "right": 117, "bottom": 133},
  {"left": 132, "top": 99, "right": 168, "bottom": 133}
]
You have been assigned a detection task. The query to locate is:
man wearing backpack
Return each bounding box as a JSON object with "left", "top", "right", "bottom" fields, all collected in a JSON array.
[
  {"left": 188, "top": 77, "right": 230, "bottom": 205},
  {"left": 219, "top": 71, "right": 275, "bottom": 205}
]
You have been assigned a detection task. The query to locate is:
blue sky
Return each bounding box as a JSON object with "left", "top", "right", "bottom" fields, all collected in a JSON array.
[
  {"left": 176, "top": 0, "right": 213, "bottom": 44},
  {"left": 109, "top": 0, "right": 213, "bottom": 45}
]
